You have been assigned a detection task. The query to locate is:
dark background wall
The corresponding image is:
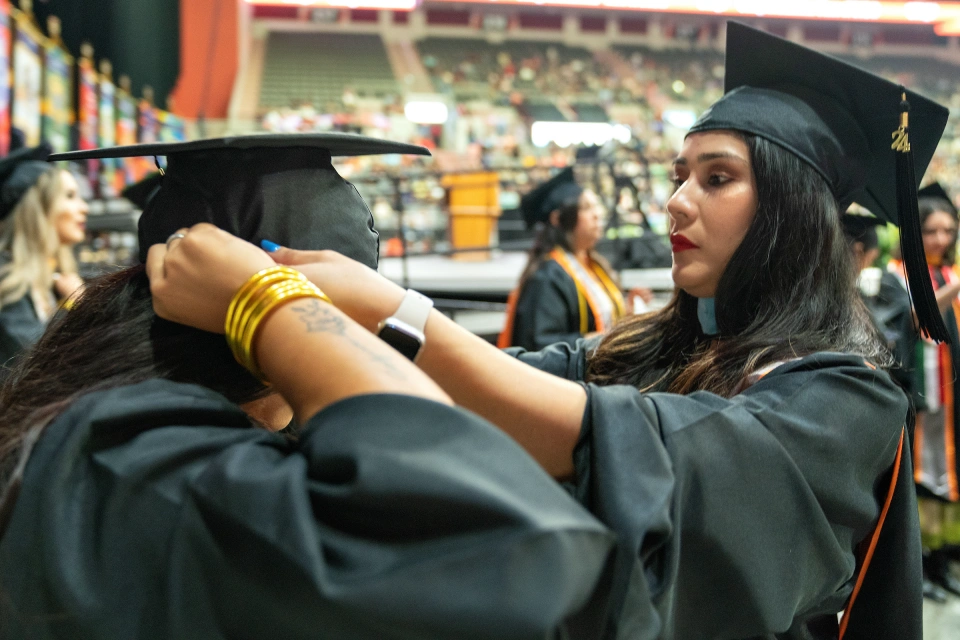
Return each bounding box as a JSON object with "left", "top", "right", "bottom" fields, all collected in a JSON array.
[{"left": 32, "top": 0, "right": 179, "bottom": 104}]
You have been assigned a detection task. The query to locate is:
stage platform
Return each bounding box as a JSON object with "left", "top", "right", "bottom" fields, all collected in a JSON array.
[
  {"left": 379, "top": 251, "right": 674, "bottom": 294},
  {"left": 378, "top": 252, "right": 675, "bottom": 337}
]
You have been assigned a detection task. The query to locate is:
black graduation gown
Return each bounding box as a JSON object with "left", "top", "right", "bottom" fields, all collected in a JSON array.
[
  {"left": 862, "top": 271, "right": 918, "bottom": 404},
  {"left": 510, "top": 342, "right": 922, "bottom": 640},
  {"left": 0, "top": 379, "right": 616, "bottom": 640},
  {"left": 513, "top": 260, "right": 599, "bottom": 351},
  {"left": 0, "top": 294, "right": 45, "bottom": 372}
]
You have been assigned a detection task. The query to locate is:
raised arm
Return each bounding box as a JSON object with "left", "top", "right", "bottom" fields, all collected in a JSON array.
[
  {"left": 270, "top": 247, "right": 585, "bottom": 478},
  {"left": 146, "top": 224, "right": 451, "bottom": 423}
]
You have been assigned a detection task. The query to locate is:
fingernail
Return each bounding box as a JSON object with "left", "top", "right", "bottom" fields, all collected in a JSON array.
[{"left": 261, "top": 239, "right": 281, "bottom": 253}]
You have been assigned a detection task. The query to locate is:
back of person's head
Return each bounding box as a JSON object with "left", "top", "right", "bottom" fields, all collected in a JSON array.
[
  {"left": 588, "top": 134, "right": 887, "bottom": 395},
  {"left": 0, "top": 133, "right": 433, "bottom": 476},
  {"left": 0, "top": 168, "right": 72, "bottom": 308},
  {"left": 0, "top": 265, "right": 267, "bottom": 465}
]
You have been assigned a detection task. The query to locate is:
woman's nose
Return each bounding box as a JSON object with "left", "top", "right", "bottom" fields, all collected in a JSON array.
[{"left": 666, "top": 184, "right": 696, "bottom": 225}]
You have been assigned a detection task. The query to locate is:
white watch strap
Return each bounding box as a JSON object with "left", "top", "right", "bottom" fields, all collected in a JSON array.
[{"left": 391, "top": 289, "right": 434, "bottom": 333}]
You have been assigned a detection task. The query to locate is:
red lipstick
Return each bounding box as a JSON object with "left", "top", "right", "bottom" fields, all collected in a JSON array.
[{"left": 670, "top": 233, "right": 699, "bottom": 252}]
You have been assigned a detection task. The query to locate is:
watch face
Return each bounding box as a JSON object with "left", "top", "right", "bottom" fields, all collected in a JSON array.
[{"left": 378, "top": 322, "right": 423, "bottom": 361}]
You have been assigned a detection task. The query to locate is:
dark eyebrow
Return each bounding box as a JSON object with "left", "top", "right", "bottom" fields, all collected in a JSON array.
[{"left": 672, "top": 151, "right": 748, "bottom": 166}]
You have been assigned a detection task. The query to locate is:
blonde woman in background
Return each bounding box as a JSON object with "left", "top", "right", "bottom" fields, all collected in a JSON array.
[{"left": 0, "top": 145, "right": 88, "bottom": 371}]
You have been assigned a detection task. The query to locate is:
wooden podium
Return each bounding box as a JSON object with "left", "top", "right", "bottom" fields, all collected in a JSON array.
[{"left": 442, "top": 172, "right": 502, "bottom": 261}]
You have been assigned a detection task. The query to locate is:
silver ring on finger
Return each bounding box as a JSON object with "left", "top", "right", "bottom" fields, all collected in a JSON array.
[{"left": 166, "top": 232, "right": 187, "bottom": 248}]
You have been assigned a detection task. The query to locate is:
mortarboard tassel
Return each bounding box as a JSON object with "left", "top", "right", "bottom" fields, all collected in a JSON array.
[{"left": 893, "top": 90, "right": 950, "bottom": 343}]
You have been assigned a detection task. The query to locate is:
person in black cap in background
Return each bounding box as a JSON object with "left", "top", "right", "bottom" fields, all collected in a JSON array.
[
  {"left": 264, "top": 23, "right": 947, "bottom": 638},
  {"left": 498, "top": 167, "right": 628, "bottom": 350},
  {"left": 607, "top": 175, "right": 674, "bottom": 270},
  {"left": 0, "top": 134, "right": 615, "bottom": 639},
  {"left": 895, "top": 181, "right": 960, "bottom": 599},
  {"left": 840, "top": 213, "right": 916, "bottom": 396},
  {"left": 0, "top": 144, "right": 88, "bottom": 373}
]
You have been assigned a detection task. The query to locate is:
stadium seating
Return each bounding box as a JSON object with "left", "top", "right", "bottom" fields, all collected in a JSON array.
[{"left": 259, "top": 32, "right": 399, "bottom": 109}]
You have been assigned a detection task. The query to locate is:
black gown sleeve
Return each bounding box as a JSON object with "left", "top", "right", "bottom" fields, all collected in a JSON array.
[
  {"left": 870, "top": 272, "right": 919, "bottom": 406},
  {"left": 504, "top": 336, "right": 598, "bottom": 383},
  {"left": 0, "top": 295, "right": 45, "bottom": 370},
  {"left": 513, "top": 262, "right": 588, "bottom": 351},
  {"left": 0, "top": 381, "right": 614, "bottom": 640},
  {"left": 569, "top": 353, "right": 918, "bottom": 639}
]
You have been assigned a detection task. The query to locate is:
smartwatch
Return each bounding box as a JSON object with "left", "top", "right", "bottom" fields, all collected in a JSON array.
[{"left": 377, "top": 289, "right": 434, "bottom": 361}]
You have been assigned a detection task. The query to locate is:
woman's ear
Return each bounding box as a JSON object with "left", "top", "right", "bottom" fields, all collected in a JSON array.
[{"left": 548, "top": 210, "right": 561, "bottom": 227}]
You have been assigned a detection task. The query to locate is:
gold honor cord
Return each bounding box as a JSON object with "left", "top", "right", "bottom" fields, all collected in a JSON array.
[{"left": 891, "top": 93, "right": 910, "bottom": 153}]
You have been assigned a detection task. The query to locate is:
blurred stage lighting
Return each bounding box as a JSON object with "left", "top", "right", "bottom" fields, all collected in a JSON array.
[
  {"left": 405, "top": 101, "right": 449, "bottom": 124},
  {"left": 531, "top": 122, "right": 631, "bottom": 148},
  {"left": 662, "top": 109, "right": 697, "bottom": 130}
]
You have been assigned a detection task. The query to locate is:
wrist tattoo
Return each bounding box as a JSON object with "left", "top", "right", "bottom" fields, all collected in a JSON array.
[
  {"left": 291, "top": 298, "right": 346, "bottom": 335},
  {"left": 290, "top": 299, "right": 403, "bottom": 379}
]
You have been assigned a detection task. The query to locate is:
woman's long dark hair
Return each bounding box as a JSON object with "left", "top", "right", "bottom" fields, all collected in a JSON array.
[
  {"left": 587, "top": 134, "right": 890, "bottom": 395},
  {"left": 517, "top": 189, "right": 617, "bottom": 292},
  {"left": 0, "top": 266, "right": 268, "bottom": 475}
]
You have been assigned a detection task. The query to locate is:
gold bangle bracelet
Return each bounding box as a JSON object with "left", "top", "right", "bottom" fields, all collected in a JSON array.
[
  {"left": 236, "top": 281, "right": 309, "bottom": 370},
  {"left": 227, "top": 274, "right": 290, "bottom": 355},
  {"left": 241, "top": 286, "right": 328, "bottom": 380},
  {"left": 233, "top": 280, "right": 305, "bottom": 357},
  {"left": 224, "top": 268, "right": 333, "bottom": 382},
  {"left": 226, "top": 268, "right": 305, "bottom": 330},
  {"left": 225, "top": 267, "right": 306, "bottom": 353},
  {"left": 225, "top": 267, "right": 300, "bottom": 330}
]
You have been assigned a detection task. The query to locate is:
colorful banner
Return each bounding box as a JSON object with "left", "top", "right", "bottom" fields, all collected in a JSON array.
[
  {"left": 77, "top": 55, "right": 99, "bottom": 194},
  {"left": 157, "top": 109, "right": 186, "bottom": 143},
  {"left": 42, "top": 42, "right": 73, "bottom": 154},
  {"left": 11, "top": 11, "right": 43, "bottom": 147},
  {"left": 99, "top": 73, "right": 117, "bottom": 197},
  {"left": 77, "top": 56, "right": 98, "bottom": 150},
  {"left": 0, "top": 0, "right": 12, "bottom": 156},
  {"left": 133, "top": 98, "right": 159, "bottom": 177},
  {"left": 138, "top": 99, "right": 159, "bottom": 144},
  {"left": 115, "top": 86, "right": 137, "bottom": 188}
]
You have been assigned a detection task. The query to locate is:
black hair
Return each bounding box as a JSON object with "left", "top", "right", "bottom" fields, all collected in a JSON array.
[
  {"left": 588, "top": 134, "right": 890, "bottom": 395},
  {"left": 0, "top": 266, "right": 268, "bottom": 476}
]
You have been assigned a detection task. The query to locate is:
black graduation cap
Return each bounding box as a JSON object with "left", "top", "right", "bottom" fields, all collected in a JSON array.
[
  {"left": 121, "top": 172, "right": 164, "bottom": 211},
  {"left": 0, "top": 143, "right": 53, "bottom": 222},
  {"left": 49, "top": 133, "right": 430, "bottom": 268},
  {"left": 519, "top": 167, "right": 582, "bottom": 228},
  {"left": 917, "top": 182, "right": 957, "bottom": 217},
  {"left": 841, "top": 213, "right": 884, "bottom": 251},
  {"left": 689, "top": 22, "right": 950, "bottom": 341}
]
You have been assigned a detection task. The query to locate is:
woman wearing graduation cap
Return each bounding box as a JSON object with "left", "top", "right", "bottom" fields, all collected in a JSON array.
[
  {"left": 0, "top": 134, "right": 615, "bottom": 639},
  {"left": 253, "top": 24, "right": 944, "bottom": 638},
  {"left": 499, "top": 167, "right": 627, "bottom": 351},
  {"left": 0, "top": 144, "right": 88, "bottom": 371}
]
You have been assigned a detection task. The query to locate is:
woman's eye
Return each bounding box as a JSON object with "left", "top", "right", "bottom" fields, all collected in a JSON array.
[
  {"left": 707, "top": 174, "right": 729, "bottom": 187},
  {"left": 672, "top": 176, "right": 684, "bottom": 188}
]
